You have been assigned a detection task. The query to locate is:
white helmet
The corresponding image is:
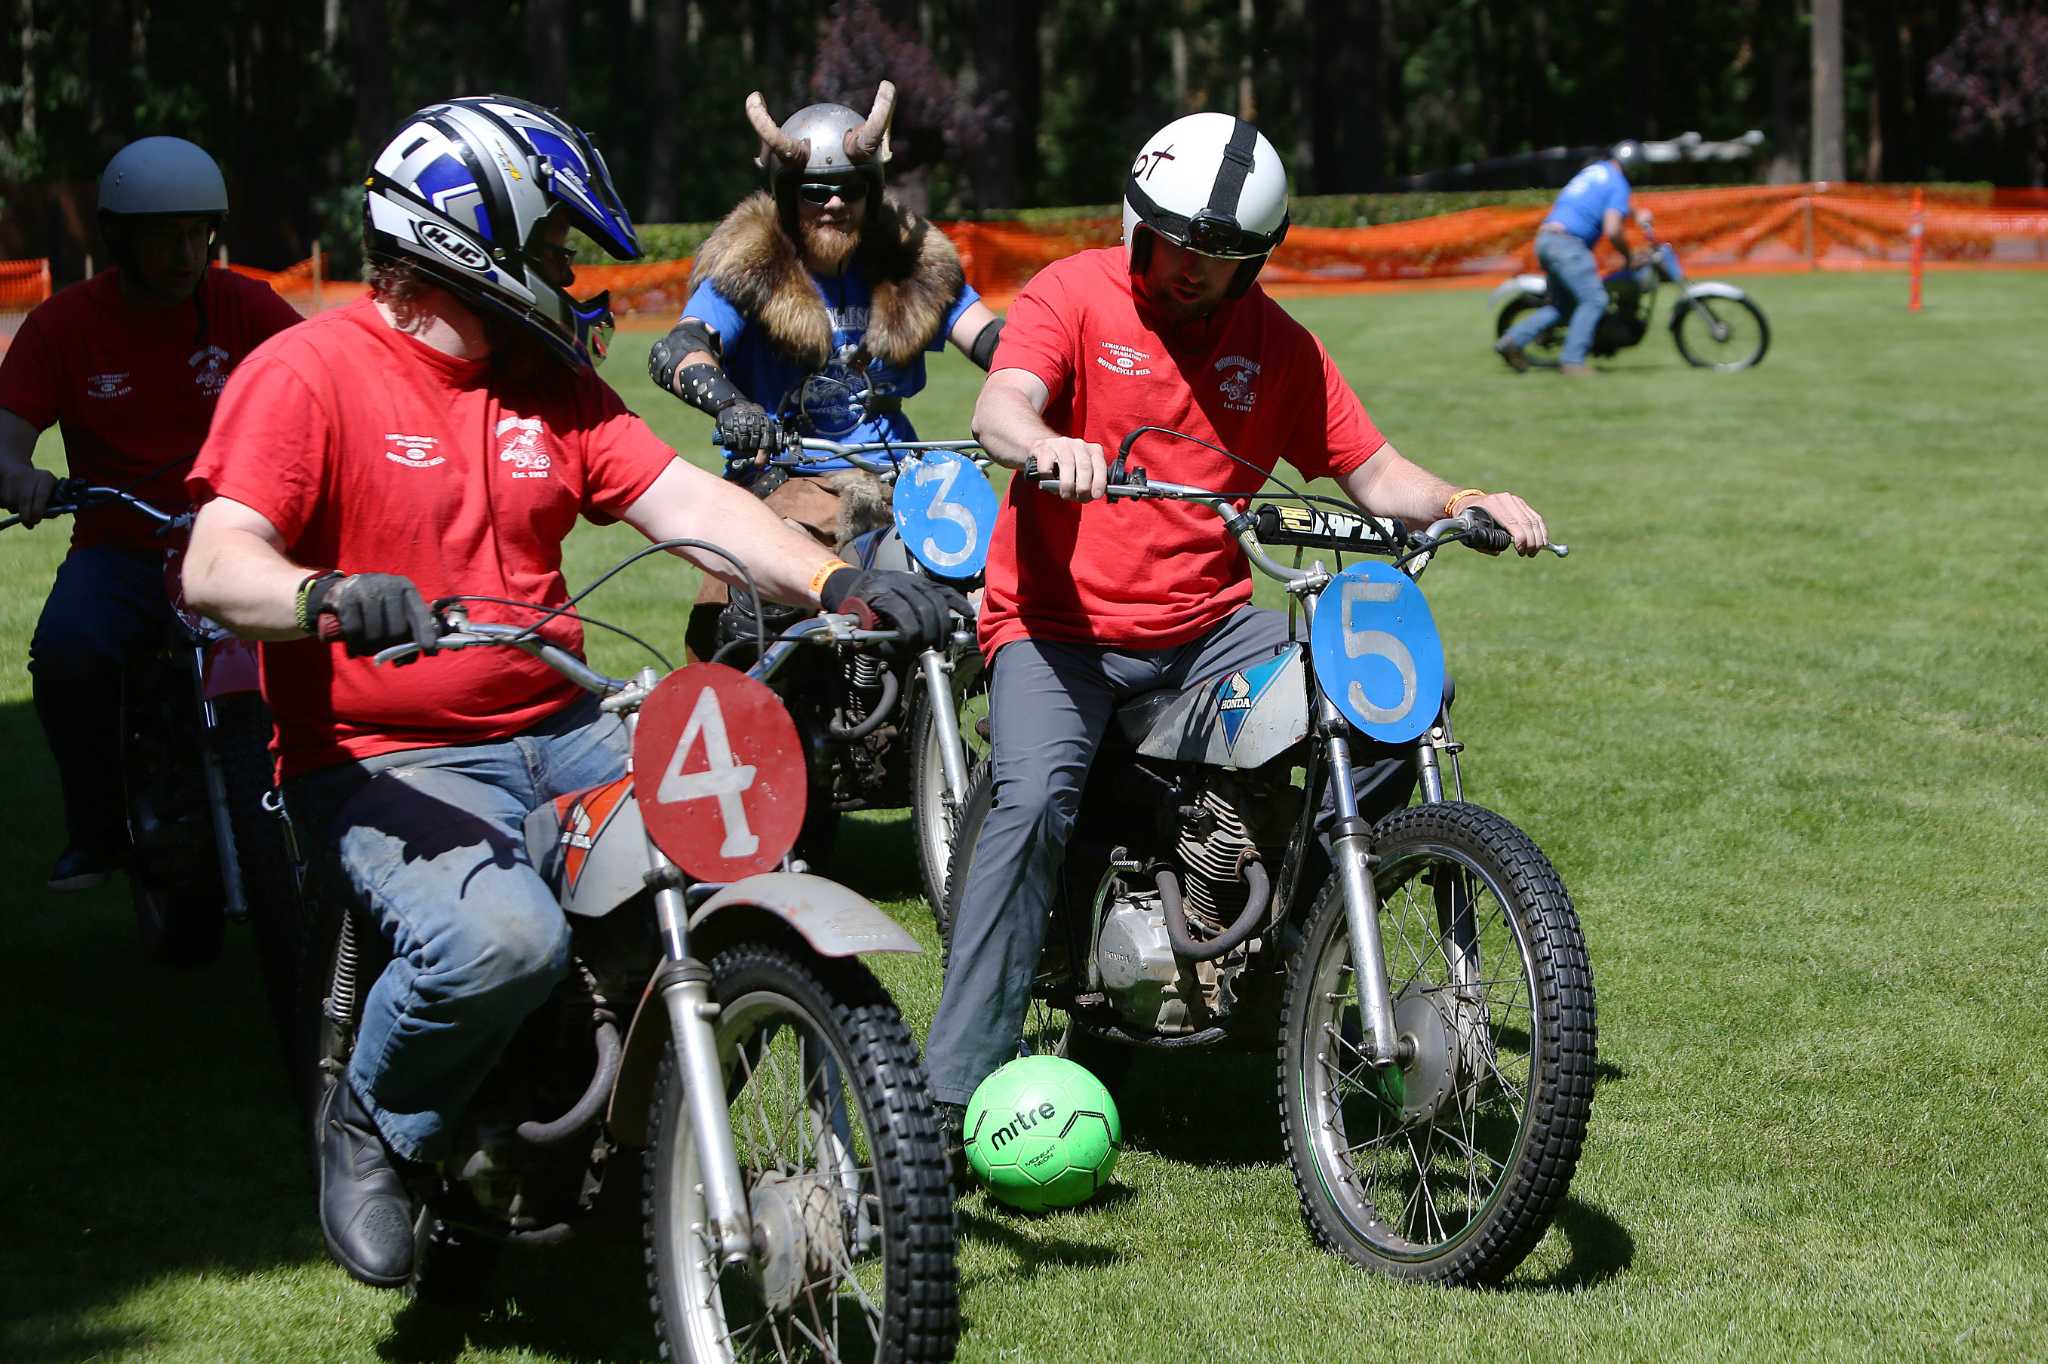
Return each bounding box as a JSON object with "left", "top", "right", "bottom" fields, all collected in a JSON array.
[
  {"left": 364, "top": 95, "right": 640, "bottom": 369},
  {"left": 1123, "top": 112, "right": 1290, "bottom": 298}
]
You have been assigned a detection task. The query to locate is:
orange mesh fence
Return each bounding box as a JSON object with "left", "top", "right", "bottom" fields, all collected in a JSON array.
[
  {"left": 31, "top": 183, "right": 2034, "bottom": 331},
  {"left": 0, "top": 258, "right": 52, "bottom": 309}
]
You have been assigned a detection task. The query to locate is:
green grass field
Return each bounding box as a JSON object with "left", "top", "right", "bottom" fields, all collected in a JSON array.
[{"left": 2, "top": 269, "right": 2043, "bottom": 1362}]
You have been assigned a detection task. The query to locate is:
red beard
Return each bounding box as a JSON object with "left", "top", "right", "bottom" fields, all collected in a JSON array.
[{"left": 799, "top": 217, "right": 861, "bottom": 273}]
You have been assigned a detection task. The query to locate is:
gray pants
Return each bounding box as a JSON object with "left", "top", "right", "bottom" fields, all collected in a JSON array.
[{"left": 923, "top": 605, "right": 1416, "bottom": 1105}]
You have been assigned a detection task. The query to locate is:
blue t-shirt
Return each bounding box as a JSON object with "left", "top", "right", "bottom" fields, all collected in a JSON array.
[
  {"left": 683, "top": 266, "right": 979, "bottom": 467},
  {"left": 1547, "top": 160, "right": 1632, "bottom": 245}
]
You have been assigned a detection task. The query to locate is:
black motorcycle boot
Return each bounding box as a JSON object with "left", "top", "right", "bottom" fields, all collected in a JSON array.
[
  {"left": 938, "top": 1102, "right": 975, "bottom": 1191},
  {"left": 318, "top": 1079, "right": 417, "bottom": 1287}
]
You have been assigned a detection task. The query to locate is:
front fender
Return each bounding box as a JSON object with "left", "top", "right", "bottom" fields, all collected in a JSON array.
[
  {"left": 606, "top": 873, "right": 919, "bottom": 1146},
  {"left": 1680, "top": 280, "right": 1749, "bottom": 304},
  {"left": 1490, "top": 274, "right": 1546, "bottom": 309}
]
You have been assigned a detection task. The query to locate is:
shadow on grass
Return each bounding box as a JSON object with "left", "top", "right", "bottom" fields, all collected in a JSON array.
[
  {"left": 1524, "top": 1194, "right": 1635, "bottom": 1291},
  {"left": 1107, "top": 1046, "right": 1287, "bottom": 1167},
  {"left": 822, "top": 809, "right": 926, "bottom": 904},
  {"left": 380, "top": 1235, "right": 656, "bottom": 1364},
  {"left": 0, "top": 702, "right": 323, "bottom": 1360}
]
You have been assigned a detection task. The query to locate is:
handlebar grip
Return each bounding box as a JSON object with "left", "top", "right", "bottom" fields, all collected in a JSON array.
[
  {"left": 1022, "top": 456, "right": 1040, "bottom": 481},
  {"left": 316, "top": 615, "right": 344, "bottom": 643}
]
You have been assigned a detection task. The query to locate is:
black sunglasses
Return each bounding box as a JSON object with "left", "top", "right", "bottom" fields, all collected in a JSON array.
[{"left": 797, "top": 179, "right": 869, "bottom": 206}]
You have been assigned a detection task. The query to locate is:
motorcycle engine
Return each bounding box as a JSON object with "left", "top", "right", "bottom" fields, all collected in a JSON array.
[{"left": 1092, "top": 768, "right": 1297, "bottom": 1035}]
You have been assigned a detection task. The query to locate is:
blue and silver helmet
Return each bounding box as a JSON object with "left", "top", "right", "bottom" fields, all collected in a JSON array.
[{"left": 365, "top": 94, "right": 640, "bottom": 369}]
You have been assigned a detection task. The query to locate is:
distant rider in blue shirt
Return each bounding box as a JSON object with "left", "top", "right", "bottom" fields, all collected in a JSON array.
[
  {"left": 645, "top": 80, "right": 1002, "bottom": 660},
  {"left": 1496, "top": 139, "right": 1653, "bottom": 377}
]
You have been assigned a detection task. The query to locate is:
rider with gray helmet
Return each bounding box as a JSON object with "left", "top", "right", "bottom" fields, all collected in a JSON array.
[
  {"left": 1495, "top": 138, "right": 1657, "bottom": 377},
  {"left": 0, "top": 136, "right": 302, "bottom": 891},
  {"left": 645, "top": 81, "right": 1002, "bottom": 661}
]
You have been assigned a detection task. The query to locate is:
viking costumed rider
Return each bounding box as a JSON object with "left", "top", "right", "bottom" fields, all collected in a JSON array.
[{"left": 647, "top": 80, "right": 1002, "bottom": 661}]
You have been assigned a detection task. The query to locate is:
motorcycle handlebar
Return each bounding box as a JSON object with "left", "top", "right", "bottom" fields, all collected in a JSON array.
[{"left": 0, "top": 481, "right": 186, "bottom": 532}]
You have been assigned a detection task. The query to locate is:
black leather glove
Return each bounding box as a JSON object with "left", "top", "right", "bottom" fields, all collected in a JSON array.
[
  {"left": 307, "top": 572, "right": 439, "bottom": 658},
  {"left": 714, "top": 401, "right": 783, "bottom": 454},
  {"left": 820, "top": 567, "right": 972, "bottom": 652}
]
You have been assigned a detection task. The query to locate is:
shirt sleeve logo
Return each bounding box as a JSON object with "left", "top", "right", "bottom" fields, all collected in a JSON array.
[
  {"left": 189, "top": 345, "right": 232, "bottom": 397},
  {"left": 496, "top": 415, "right": 553, "bottom": 478},
  {"left": 86, "top": 371, "right": 134, "bottom": 400},
  {"left": 1214, "top": 354, "right": 1261, "bottom": 412},
  {"left": 384, "top": 433, "right": 446, "bottom": 468}
]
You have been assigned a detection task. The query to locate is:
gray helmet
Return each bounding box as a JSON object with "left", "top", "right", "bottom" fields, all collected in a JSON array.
[
  {"left": 97, "top": 137, "right": 229, "bottom": 218},
  {"left": 745, "top": 83, "right": 895, "bottom": 233},
  {"left": 1609, "top": 139, "right": 1648, "bottom": 182}
]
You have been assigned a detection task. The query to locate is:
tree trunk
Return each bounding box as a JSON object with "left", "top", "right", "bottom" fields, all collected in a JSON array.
[
  {"left": 1810, "top": 0, "right": 1845, "bottom": 180},
  {"left": 645, "top": 0, "right": 684, "bottom": 220},
  {"left": 351, "top": 0, "right": 393, "bottom": 164},
  {"left": 18, "top": 0, "right": 36, "bottom": 142},
  {"left": 969, "top": 0, "right": 1040, "bottom": 209},
  {"left": 1309, "top": 0, "right": 1381, "bottom": 191},
  {"left": 527, "top": 0, "right": 572, "bottom": 113}
]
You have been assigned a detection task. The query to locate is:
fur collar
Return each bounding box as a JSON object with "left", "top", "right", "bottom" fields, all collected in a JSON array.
[{"left": 688, "top": 192, "right": 966, "bottom": 369}]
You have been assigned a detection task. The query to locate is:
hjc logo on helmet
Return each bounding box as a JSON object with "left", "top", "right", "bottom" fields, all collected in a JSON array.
[{"left": 413, "top": 220, "right": 490, "bottom": 272}]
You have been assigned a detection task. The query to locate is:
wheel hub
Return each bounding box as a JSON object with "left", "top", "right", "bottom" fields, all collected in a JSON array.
[
  {"left": 749, "top": 1170, "right": 847, "bottom": 1314},
  {"left": 1376, "top": 989, "right": 1456, "bottom": 1124}
]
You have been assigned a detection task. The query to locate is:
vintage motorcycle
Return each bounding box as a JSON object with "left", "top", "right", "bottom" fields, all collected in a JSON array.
[
  {"left": 300, "top": 565, "right": 957, "bottom": 1358},
  {"left": 712, "top": 436, "right": 993, "bottom": 915},
  {"left": 3, "top": 481, "right": 297, "bottom": 988},
  {"left": 945, "top": 431, "right": 1596, "bottom": 1284},
  {"left": 1491, "top": 225, "right": 1771, "bottom": 371}
]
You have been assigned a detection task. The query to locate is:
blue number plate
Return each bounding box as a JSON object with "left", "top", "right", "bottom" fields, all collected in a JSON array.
[
  {"left": 892, "top": 447, "right": 997, "bottom": 581},
  {"left": 1308, "top": 561, "right": 1447, "bottom": 744}
]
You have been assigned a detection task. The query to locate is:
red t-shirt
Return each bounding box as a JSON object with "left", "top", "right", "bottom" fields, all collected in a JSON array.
[
  {"left": 187, "top": 297, "right": 677, "bottom": 778},
  {"left": 0, "top": 268, "right": 303, "bottom": 553},
  {"left": 979, "top": 247, "right": 1387, "bottom": 655}
]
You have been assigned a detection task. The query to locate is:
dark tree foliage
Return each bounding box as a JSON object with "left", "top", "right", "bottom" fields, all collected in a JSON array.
[
  {"left": 1927, "top": 3, "right": 2048, "bottom": 184},
  {"left": 0, "top": 0, "right": 2027, "bottom": 276}
]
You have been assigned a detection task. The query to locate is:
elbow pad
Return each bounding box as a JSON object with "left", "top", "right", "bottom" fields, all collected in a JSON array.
[
  {"left": 647, "top": 319, "right": 726, "bottom": 405},
  {"left": 967, "top": 316, "right": 1004, "bottom": 372}
]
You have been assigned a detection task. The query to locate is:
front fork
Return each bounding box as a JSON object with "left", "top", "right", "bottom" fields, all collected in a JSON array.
[
  {"left": 1321, "top": 700, "right": 1466, "bottom": 1070},
  {"left": 188, "top": 644, "right": 249, "bottom": 922},
  {"left": 626, "top": 669, "right": 755, "bottom": 1265},
  {"left": 917, "top": 645, "right": 971, "bottom": 807}
]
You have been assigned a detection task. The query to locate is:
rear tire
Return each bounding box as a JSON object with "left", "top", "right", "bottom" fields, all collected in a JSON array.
[
  {"left": 1277, "top": 801, "right": 1595, "bottom": 1284},
  {"left": 1494, "top": 297, "right": 1564, "bottom": 369},
  {"left": 643, "top": 942, "right": 956, "bottom": 1362}
]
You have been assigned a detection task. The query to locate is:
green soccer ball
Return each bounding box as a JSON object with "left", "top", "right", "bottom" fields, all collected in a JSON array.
[{"left": 964, "top": 1054, "right": 1122, "bottom": 1211}]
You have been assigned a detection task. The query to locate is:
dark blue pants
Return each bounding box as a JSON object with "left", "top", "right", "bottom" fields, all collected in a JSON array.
[{"left": 28, "top": 546, "right": 171, "bottom": 855}]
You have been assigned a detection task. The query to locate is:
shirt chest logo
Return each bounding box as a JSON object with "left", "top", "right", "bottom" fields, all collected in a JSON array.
[
  {"left": 86, "top": 371, "right": 133, "bottom": 400},
  {"left": 1214, "top": 354, "right": 1261, "bottom": 412},
  {"left": 496, "top": 416, "right": 553, "bottom": 479},
  {"left": 384, "top": 433, "right": 446, "bottom": 468},
  {"left": 1094, "top": 341, "right": 1152, "bottom": 376},
  {"left": 190, "top": 345, "right": 231, "bottom": 397}
]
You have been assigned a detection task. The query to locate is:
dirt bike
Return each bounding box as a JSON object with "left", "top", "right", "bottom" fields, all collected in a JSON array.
[
  {"left": 946, "top": 430, "right": 1595, "bottom": 1285},
  {"left": 1491, "top": 228, "right": 1771, "bottom": 371},
  {"left": 299, "top": 564, "right": 957, "bottom": 1359},
  {"left": 2, "top": 481, "right": 298, "bottom": 988},
  {"left": 713, "top": 436, "right": 993, "bottom": 916}
]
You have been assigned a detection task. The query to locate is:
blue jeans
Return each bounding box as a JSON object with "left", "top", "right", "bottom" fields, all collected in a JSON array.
[
  {"left": 28, "top": 546, "right": 173, "bottom": 853},
  {"left": 922, "top": 607, "right": 1417, "bottom": 1106},
  {"left": 285, "top": 696, "right": 630, "bottom": 1161},
  {"left": 1505, "top": 231, "right": 1609, "bottom": 366}
]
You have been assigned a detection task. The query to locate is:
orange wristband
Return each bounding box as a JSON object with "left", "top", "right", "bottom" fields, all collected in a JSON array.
[
  {"left": 1443, "top": 488, "right": 1487, "bottom": 518},
  {"left": 808, "top": 558, "right": 853, "bottom": 600}
]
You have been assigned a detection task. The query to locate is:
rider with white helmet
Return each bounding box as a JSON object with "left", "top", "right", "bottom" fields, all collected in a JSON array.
[
  {"left": 645, "top": 81, "right": 1003, "bottom": 661},
  {"left": 0, "top": 136, "right": 302, "bottom": 891},
  {"left": 1496, "top": 137, "right": 1657, "bottom": 376},
  {"left": 181, "top": 93, "right": 967, "bottom": 1289},
  {"left": 922, "top": 112, "right": 1554, "bottom": 1163}
]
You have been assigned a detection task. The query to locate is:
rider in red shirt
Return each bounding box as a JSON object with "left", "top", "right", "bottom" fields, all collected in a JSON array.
[
  {"left": 182, "top": 94, "right": 963, "bottom": 1291},
  {"left": 924, "top": 114, "right": 1554, "bottom": 1146},
  {"left": 0, "top": 137, "right": 302, "bottom": 890}
]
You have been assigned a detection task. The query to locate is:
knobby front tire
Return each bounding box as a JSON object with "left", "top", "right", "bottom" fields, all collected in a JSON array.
[
  {"left": 643, "top": 942, "right": 956, "bottom": 1362},
  {"left": 1277, "top": 801, "right": 1595, "bottom": 1285},
  {"left": 1673, "top": 294, "right": 1770, "bottom": 370}
]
